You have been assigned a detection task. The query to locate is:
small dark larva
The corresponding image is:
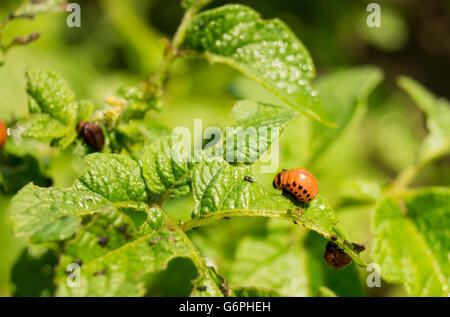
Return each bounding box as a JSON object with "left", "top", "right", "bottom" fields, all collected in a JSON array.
[
  {"left": 323, "top": 242, "right": 352, "bottom": 270},
  {"left": 93, "top": 268, "right": 108, "bottom": 276},
  {"left": 196, "top": 285, "right": 207, "bottom": 291},
  {"left": 352, "top": 242, "right": 366, "bottom": 254},
  {"left": 273, "top": 168, "right": 319, "bottom": 203},
  {"left": 0, "top": 119, "right": 8, "bottom": 148},
  {"left": 77, "top": 121, "right": 105, "bottom": 150},
  {"left": 244, "top": 175, "right": 255, "bottom": 183},
  {"left": 97, "top": 236, "right": 109, "bottom": 247}
]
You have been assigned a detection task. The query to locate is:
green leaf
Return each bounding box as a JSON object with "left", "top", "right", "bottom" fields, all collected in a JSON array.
[
  {"left": 75, "top": 100, "right": 95, "bottom": 123},
  {"left": 9, "top": 184, "right": 112, "bottom": 244},
  {"left": 372, "top": 189, "right": 449, "bottom": 296},
  {"left": 75, "top": 154, "right": 149, "bottom": 203},
  {"left": 26, "top": 69, "right": 77, "bottom": 126},
  {"left": 337, "top": 177, "right": 382, "bottom": 204},
  {"left": 229, "top": 221, "right": 310, "bottom": 296},
  {"left": 141, "top": 136, "right": 191, "bottom": 200},
  {"left": 56, "top": 213, "right": 224, "bottom": 297},
  {"left": 310, "top": 66, "right": 384, "bottom": 161},
  {"left": 223, "top": 100, "right": 298, "bottom": 164},
  {"left": 185, "top": 4, "right": 330, "bottom": 124},
  {"left": 9, "top": 153, "right": 154, "bottom": 243},
  {"left": 188, "top": 157, "right": 365, "bottom": 266},
  {"left": 230, "top": 287, "right": 281, "bottom": 297},
  {"left": 229, "top": 221, "right": 364, "bottom": 297},
  {"left": 398, "top": 76, "right": 450, "bottom": 162},
  {"left": 17, "top": 114, "right": 69, "bottom": 139}
]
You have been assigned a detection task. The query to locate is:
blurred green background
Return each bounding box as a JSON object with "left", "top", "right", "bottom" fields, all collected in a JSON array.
[{"left": 0, "top": 0, "right": 449, "bottom": 296}]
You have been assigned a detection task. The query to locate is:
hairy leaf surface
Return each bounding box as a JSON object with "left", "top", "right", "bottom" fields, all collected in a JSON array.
[{"left": 185, "top": 5, "right": 329, "bottom": 124}]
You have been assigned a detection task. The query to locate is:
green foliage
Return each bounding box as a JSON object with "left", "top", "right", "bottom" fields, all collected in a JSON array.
[
  {"left": 223, "top": 100, "right": 298, "bottom": 164},
  {"left": 141, "top": 136, "right": 191, "bottom": 200},
  {"left": 372, "top": 188, "right": 449, "bottom": 296},
  {"left": 398, "top": 76, "right": 450, "bottom": 162},
  {"left": 185, "top": 4, "right": 330, "bottom": 125},
  {"left": 310, "top": 66, "right": 384, "bottom": 161},
  {"left": 2, "top": 0, "right": 448, "bottom": 298}
]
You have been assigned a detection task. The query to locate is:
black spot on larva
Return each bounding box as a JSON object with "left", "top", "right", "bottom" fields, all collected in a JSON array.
[
  {"left": 307, "top": 194, "right": 310, "bottom": 198},
  {"left": 196, "top": 285, "right": 207, "bottom": 291},
  {"left": 97, "top": 236, "right": 109, "bottom": 247},
  {"left": 293, "top": 181, "right": 297, "bottom": 186},
  {"left": 303, "top": 189, "right": 307, "bottom": 194},
  {"left": 298, "top": 185, "right": 303, "bottom": 190},
  {"left": 277, "top": 173, "right": 281, "bottom": 187}
]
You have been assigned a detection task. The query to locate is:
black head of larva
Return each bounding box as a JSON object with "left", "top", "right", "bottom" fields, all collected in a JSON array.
[{"left": 77, "top": 121, "right": 105, "bottom": 150}]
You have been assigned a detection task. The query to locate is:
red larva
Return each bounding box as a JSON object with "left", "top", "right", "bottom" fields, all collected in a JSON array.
[
  {"left": 273, "top": 168, "right": 319, "bottom": 203},
  {"left": 77, "top": 121, "right": 105, "bottom": 150},
  {"left": 323, "top": 242, "right": 352, "bottom": 270},
  {"left": 0, "top": 119, "right": 8, "bottom": 148}
]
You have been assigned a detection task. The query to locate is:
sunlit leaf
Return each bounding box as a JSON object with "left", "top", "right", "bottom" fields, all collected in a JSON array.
[
  {"left": 185, "top": 5, "right": 330, "bottom": 124},
  {"left": 310, "top": 66, "right": 383, "bottom": 161}
]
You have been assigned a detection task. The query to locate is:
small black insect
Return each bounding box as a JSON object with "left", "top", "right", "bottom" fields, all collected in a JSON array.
[
  {"left": 244, "top": 176, "right": 254, "bottom": 183},
  {"left": 97, "top": 236, "right": 109, "bottom": 247},
  {"left": 93, "top": 268, "right": 108, "bottom": 276},
  {"left": 77, "top": 121, "right": 105, "bottom": 150},
  {"left": 352, "top": 242, "right": 366, "bottom": 253},
  {"left": 196, "top": 285, "right": 207, "bottom": 291},
  {"left": 75, "top": 259, "right": 83, "bottom": 266},
  {"left": 331, "top": 235, "right": 338, "bottom": 241},
  {"left": 117, "top": 224, "right": 128, "bottom": 234},
  {"left": 223, "top": 217, "right": 232, "bottom": 220}
]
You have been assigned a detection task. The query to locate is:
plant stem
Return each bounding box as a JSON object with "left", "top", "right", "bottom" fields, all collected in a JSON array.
[{"left": 149, "top": 3, "right": 205, "bottom": 98}]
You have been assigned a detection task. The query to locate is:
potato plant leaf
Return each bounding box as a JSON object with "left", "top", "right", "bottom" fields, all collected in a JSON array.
[
  {"left": 74, "top": 153, "right": 149, "bottom": 203},
  {"left": 26, "top": 69, "right": 77, "bottom": 126},
  {"left": 398, "top": 76, "right": 450, "bottom": 163},
  {"left": 310, "top": 66, "right": 384, "bottom": 161},
  {"left": 56, "top": 212, "right": 225, "bottom": 297},
  {"left": 141, "top": 136, "right": 191, "bottom": 200},
  {"left": 229, "top": 221, "right": 364, "bottom": 296},
  {"left": 188, "top": 157, "right": 365, "bottom": 266},
  {"left": 223, "top": 100, "right": 298, "bottom": 164},
  {"left": 372, "top": 188, "right": 450, "bottom": 296},
  {"left": 185, "top": 4, "right": 330, "bottom": 124},
  {"left": 9, "top": 184, "right": 112, "bottom": 244}
]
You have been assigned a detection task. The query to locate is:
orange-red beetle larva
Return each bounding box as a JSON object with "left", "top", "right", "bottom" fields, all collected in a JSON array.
[
  {"left": 273, "top": 168, "right": 319, "bottom": 203},
  {"left": 0, "top": 119, "right": 8, "bottom": 148}
]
